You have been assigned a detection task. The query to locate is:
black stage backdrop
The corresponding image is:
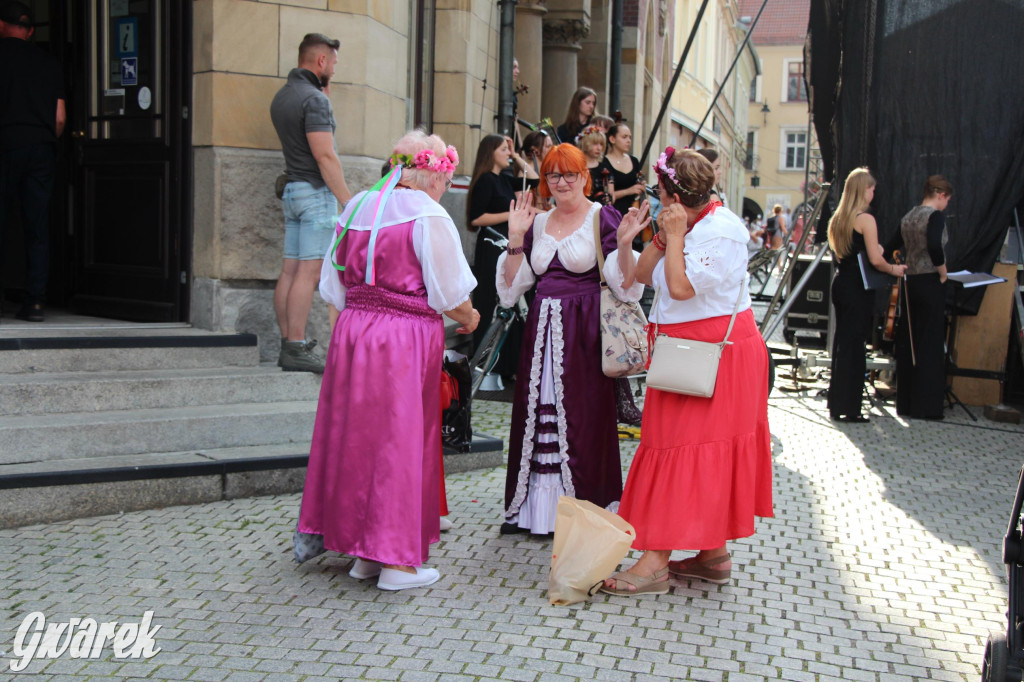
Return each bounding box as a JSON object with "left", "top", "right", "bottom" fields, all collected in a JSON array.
[{"left": 808, "top": 0, "right": 1024, "bottom": 313}]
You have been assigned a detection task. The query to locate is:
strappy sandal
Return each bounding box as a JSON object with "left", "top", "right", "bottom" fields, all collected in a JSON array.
[
  {"left": 668, "top": 553, "right": 731, "bottom": 585},
  {"left": 599, "top": 567, "right": 670, "bottom": 596}
]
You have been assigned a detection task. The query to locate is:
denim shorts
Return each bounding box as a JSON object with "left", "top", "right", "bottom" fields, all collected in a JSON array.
[{"left": 282, "top": 181, "right": 338, "bottom": 260}]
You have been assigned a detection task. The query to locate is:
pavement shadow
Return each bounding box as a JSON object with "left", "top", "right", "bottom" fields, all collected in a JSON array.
[{"left": 838, "top": 410, "right": 1022, "bottom": 581}]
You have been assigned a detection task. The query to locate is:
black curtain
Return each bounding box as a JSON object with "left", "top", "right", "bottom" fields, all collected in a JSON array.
[{"left": 808, "top": 0, "right": 1024, "bottom": 313}]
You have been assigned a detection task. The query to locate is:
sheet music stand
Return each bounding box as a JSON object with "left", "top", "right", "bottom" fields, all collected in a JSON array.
[{"left": 944, "top": 271, "right": 1008, "bottom": 421}]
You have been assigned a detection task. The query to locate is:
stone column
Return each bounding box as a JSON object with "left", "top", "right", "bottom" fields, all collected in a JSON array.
[
  {"left": 542, "top": 17, "right": 590, "bottom": 136},
  {"left": 514, "top": 2, "right": 546, "bottom": 125}
]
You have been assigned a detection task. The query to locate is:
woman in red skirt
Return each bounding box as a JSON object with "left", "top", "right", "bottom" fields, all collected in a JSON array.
[{"left": 602, "top": 148, "right": 774, "bottom": 595}]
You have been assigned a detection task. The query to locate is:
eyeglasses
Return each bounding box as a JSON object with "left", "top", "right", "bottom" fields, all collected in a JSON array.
[
  {"left": 545, "top": 172, "right": 579, "bottom": 186},
  {"left": 444, "top": 179, "right": 453, "bottom": 192}
]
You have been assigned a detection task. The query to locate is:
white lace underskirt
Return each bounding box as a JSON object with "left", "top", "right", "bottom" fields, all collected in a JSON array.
[{"left": 507, "top": 324, "right": 564, "bottom": 534}]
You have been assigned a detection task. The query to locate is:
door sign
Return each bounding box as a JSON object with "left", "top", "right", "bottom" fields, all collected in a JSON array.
[
  {"left": 115, "top": 17, "right": 138, "bottom": 58},
  {"left": 121, "top": 58, "right": 137, "bottom": 86}
]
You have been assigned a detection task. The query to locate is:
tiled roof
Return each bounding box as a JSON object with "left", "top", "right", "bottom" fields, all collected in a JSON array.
[{"left": 737, "top": 0, "right": 810, "bottom": 46}]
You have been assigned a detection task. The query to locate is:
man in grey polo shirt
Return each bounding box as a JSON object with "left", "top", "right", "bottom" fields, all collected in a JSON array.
[{"left": 270, "top": 32, "right": 352, "bottom": 372}]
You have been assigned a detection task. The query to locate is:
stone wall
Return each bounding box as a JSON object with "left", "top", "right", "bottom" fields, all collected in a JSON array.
[{"left": 190, "top": 0, "right": 493, "bottom": 358}]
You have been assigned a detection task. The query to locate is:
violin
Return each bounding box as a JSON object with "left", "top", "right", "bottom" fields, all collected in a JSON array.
[
  {"left": 883, "top": 250, "right": 902, "bottom": 342},
  {"left": 633, "top": 170, "right": 646, "bottom": 209},
  {"left": 514, "top": 83, "right": 529, "bottom": 97},
  {"left": 599, "top": 167, "right": 613, "bottom": 206}
]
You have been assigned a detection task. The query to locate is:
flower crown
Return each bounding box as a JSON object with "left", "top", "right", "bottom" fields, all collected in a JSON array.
[
  {"left": 574, "top": 125, "right": 605, "bottom": 145},
  {"left": 653, "top": 146, "right": 711, "bottom": 205},
  {"left": 389, "top": 145, "right": 459, "bottom": 174},
  {"left": 654, "top": 147, "right": 678, "bottom": 184}
]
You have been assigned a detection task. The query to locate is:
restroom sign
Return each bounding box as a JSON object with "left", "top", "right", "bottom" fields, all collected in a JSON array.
[
  {"left": 115, "top": 17, "right": 138, "bottom": 58},
  {"left": 121, "top": 58, "right": 137, "bottom": 86}
]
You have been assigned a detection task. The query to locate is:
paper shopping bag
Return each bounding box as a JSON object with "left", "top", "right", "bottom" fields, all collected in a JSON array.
[{"left": 548, "top": 496, "right": 636, "bottom": 605}]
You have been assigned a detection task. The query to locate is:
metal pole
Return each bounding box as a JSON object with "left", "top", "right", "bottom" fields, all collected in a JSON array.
[
  {"left": 802, "top": 115, "right": 812, "bottom": 218},
  {"left": 497, "top": 0, "right": 518, "bottom": 137},
  {"left": 762, "top": 241, "right": 830, "bottom": 342},
  {"left": 609, "top": 0, "right": 623, "bottom": 113},
  {"left": 690, "top": 0, "right": 768, "bottom": 146},
  {"left": 637, "top": 0, "right": 711, "bottom": 169}
]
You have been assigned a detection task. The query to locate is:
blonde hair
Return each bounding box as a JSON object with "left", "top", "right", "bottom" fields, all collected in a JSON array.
[
  {"left": 392, "top": 129, "right": 452, "bottom": 195},
  {"left": 578, "top": 128, "right": 606, "bottom": 157},
  {"left": 773, "top": 204, "right": 783, "bottom": 215},
  {"left": 827, "top": 167, "right": 876, "bottom": 260}
]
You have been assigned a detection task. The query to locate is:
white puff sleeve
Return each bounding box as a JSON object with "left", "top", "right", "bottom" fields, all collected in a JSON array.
[
  {"left": 602, "top": 248, "right": 645, "bottom": 302},
  {"left": 414, "top": 214, "right": 477, "bottom": 313},
  {"left": 683, "top": 237, "right": 745, "bottom": 295},
  {"left": 318, "top": 240, "right": 346, "bottom": 310},
  {"left": 495, "top": 251, "right": 536, "bottom": 307}
]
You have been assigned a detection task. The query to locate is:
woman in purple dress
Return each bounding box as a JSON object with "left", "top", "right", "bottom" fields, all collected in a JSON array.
[
  {"left": 497, "top": 143, "right": 650, "bottom": 535},
  {"left": 294, "top": 131, "right": 479, "bottom": 591}
]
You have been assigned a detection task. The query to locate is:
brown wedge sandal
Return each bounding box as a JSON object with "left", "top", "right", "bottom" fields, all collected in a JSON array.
[
  {"left": 668, "top": 553, "right": 731, "bottom": 585},
  {"left": 599, "top": 567, "right": 670, "bottom": 596}
]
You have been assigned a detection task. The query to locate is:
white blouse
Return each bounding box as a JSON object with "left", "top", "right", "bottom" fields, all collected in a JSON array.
[
  {"left": 650, "top": 206, "right": 752, "bottom": 324},
  {"left": 318, "top": 188, "right": 477, "bottom": 313},
  {"left": 496, "top": 201, "right": 645, "bottom": 306}
]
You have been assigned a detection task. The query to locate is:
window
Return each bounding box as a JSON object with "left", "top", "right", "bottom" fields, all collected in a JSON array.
[
  {"left": 781, "top": 129, "right": 807, "bottom": 170},
  {"left": 784, "top": 59, "right": 807, "bottom": 102},
  {"left": 745, "top": 130, "right": 757, "bottom": 170},
  {"left": 749, "top": 76, "right": 757, "bottom": 102}
]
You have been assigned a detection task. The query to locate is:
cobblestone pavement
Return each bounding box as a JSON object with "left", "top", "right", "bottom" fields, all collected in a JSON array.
[{"left": 1, "top": 380, "right": 1022, "bottom": 681}]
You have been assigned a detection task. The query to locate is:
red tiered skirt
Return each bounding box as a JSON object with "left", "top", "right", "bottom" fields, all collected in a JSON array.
[{"left": 619, "top": 308, "right": 773, "bottom": 550}]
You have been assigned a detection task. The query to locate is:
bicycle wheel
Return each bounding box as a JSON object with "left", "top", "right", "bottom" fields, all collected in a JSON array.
[{"left": 468, "top": 319, "right": 508, "bottom": 398}]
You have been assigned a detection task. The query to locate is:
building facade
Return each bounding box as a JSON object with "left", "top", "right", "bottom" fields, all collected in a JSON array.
[
  {"left": 5, "top": 0, "right": 673, "bottom": 360},
  {"left": 737, "top": 0, "right": 815, "bottom": 221},
  {"left": 667, "top": 0, "right": 758, "bottom": 210}
]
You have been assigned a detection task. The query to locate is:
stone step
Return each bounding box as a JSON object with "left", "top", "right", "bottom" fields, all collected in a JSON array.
[
  {"left": 0, "top": 331, "right": 259, "bottom": 374},
  {"left": 0, "top": 401, "right": 317, "bottom": 465},
  {"left": 0, "top": 364, "right": 321, "bottom": 416},
  {"left": 0, "top": 436, "right": 506, "bottom": 529}
]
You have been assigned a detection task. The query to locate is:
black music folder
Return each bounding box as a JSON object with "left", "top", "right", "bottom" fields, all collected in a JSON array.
[{"left": 857, "top": 252, "right": 895, "bottom": 290}]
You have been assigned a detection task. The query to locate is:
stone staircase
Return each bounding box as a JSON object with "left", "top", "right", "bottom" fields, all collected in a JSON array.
[
  {"left": 0, "top": 325, "right": 322, "bottom": 529},
  {"left": 0, "top": 321, "right": 503, "bottom": 529}
]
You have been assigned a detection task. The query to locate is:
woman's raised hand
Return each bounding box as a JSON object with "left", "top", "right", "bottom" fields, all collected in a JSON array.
[
  {"left": 659, "top": 204, "right": 688, "bottom": 240},
  {"left": 508, "top": 191, "right": 537, "bottom": 241},
  {"left": 617, "top": 200, "right": 651, "bottom": 249}
]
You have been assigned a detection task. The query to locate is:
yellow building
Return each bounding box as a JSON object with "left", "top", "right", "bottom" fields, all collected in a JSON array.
[
  {"left": 738, "top": 0, "right": 816, "bottom": 221},
  {"left": 669, "top": 0, "right": 759, "bottom": 210}
]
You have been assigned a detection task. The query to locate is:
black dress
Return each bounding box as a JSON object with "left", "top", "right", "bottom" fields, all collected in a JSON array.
[
  {"left": 468, "top": 171, "right": 521, "bottom": 379},
  {"left": 601, "top": 155, "right": 642, "bottom": 218},
  {"left": 828, "top": 231, "right": 874, "bottom": 418},
  {"left": 893, "top": 207, "right": 947, "bottom": 419}
]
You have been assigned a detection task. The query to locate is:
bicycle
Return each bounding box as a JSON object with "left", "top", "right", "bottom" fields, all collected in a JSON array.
[{"left": 467, "top": 227, "right": 530, "bottom": 400}]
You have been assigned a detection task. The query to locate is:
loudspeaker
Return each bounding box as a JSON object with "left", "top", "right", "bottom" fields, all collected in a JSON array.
[{"left": 784, "top": 254, "right": 832, "bottom": 348}]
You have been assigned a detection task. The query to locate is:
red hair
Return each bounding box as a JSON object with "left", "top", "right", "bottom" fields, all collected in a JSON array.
[{"left": 538, "top": 143, "right": 592, "bottom": 199}]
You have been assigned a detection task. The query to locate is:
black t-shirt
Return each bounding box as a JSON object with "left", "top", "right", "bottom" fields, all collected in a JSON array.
[
  {"left": 0, "top": 37, "right": 65, "bottom": 150},
  {"left": 469, "top": 172, "right": 517, "bottom": 236}
]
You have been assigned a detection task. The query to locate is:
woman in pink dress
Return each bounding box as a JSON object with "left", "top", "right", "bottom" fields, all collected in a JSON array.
[{"left": 294, "top": 131, "right": 479, "bottom": 591}]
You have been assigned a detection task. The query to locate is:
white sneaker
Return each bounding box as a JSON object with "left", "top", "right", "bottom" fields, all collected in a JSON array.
[
  {"left": 348, "top": 558, "right": 381, "bottom": 580},
  {"left": 439, "top": 516, "right": 453, "bottom": 532},
  {"left": 377, "top": 566, "right": 440, "bottom": 591}
]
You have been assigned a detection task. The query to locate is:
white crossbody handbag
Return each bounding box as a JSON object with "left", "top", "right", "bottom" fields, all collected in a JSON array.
[{"left": 645, "top": 282, "right": 745, "bottom": 398}]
